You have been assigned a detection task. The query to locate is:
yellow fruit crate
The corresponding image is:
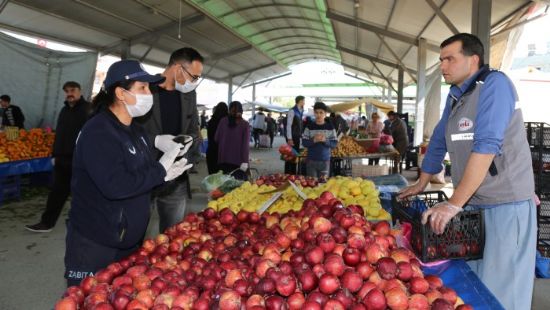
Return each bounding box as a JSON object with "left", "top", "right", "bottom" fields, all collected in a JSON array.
[{"left": 4, "top": 126, "right": 19, "bottom": 141}]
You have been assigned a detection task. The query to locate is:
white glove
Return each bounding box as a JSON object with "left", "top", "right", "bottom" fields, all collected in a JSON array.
[
  {"left": 158, "top": 147, "right": 179, "bottom": 172},
  {"left": 165, "top": 158, "right": 193, "bottom": 181},
  {"left": 173, "top": 135, "right": 193, "bottom": 157},
  {"left": 155, "top": 134, "right": 183, "bottom": 153},
  {"left": 240, "top": 163, "right": 249, "bottom": 171},
  {"left": 421, "top": 201, "right": 462, "bottom": 235},
  {"left": 51, "top": 157, "right": 55, "bottom": 166}
]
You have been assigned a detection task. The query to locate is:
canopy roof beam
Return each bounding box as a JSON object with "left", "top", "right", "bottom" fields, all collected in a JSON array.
[
  {"left": 326, "top": 9, "right": 440, "bottom": 52},
  {"left": 272, "top": 48, "right": 339, "bottom": 58},
  {"left": 256, "top": 35, "right": 331, "bottom": 47},
  {"left": 264, "top": 41, "right": 335, "bottom": 54},
  {"left": 343, "top": 64, "right": 398, "bottom": 91},
  {"left": 100, "top": 13, "right": 204, "bottom": 54},
  {"left": 218, "top": 3, "right": 318, "bottom": 19},
  {"left": 233, "top": 16, "right": 325, "bottom": 29},
  {"left": 208, "top": 45, "right": 252, "bottom": 61},
  {"left": 376, "top": 34, "right": 417, "bottom": 83},
  {"left": 424, "top": 0, "right": 460, "bottom": 34},
  {"left": 243, "top": 72, "right": 292, "bottom": 88},
  {"left": 337, "top": 45, "right": 417, "bottom": 74},
  {"left": 221, "top": 62, "right": 276, "bottom": 80}
]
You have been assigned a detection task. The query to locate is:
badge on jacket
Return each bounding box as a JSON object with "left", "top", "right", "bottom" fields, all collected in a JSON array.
[{"left": 458, "top": 117, "right": 473, "bottom": 131}]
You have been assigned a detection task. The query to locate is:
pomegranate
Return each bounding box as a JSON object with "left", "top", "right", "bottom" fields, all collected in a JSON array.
[{"left": 385, "top": 287, "right": 408, "bottom": 310}]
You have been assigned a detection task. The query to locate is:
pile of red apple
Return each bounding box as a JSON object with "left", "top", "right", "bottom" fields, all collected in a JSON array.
[
  {"left": 55, "top": 192, "right": 473, "bottom": 310},
  {"left": 255, "top": 174, "right": 318, "bottom": 188}
]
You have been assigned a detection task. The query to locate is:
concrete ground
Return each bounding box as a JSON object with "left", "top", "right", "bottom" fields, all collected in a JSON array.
[{"left": 0, "top": 135, "right": 548, "bottom": 309}]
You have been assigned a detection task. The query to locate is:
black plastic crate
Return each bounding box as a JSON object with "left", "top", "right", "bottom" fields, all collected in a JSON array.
[
  {"left": 535, "top": 173, "right": 550, "bottom": 194},
  {"left": 526, "top": 122, "right": 550, "bottom": 148},
  {"left": 330, "top": 158, "right": 352, "bottom": 177},
  {"left": 391, "top": 191, "right": 484, "bottom": 262},
  {"left": 538, "top": 193, "right": 550, "bottom": 254}
]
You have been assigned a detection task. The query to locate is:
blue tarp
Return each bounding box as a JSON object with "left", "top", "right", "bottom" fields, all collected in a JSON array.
[
  {"left": 423, "top": 260, "right": 504, "bottom": 309},
  {"left": 0, "top": 158, "right": 53, "bottom": 178}
]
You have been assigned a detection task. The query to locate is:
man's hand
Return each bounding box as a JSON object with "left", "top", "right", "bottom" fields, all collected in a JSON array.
[
  {"left": 287, "top": 139, "right": 294, "bottom": 146},
  {"left": 421, "top": 201, "right": 462, "bottom": 235},
  {"left": 51, "top": 157, "right": 55, "bottom": 166},
  {"left": 398, "top": 182, "right": 426, "bottom": 199}
]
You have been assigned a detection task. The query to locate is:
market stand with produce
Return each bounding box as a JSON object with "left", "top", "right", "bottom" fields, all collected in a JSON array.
[
  {"left": 54, "top": 173, "right": 501, "bottom": 309},
  {"left": 0, "top": 127, "right": 54, "bottom": 203}
]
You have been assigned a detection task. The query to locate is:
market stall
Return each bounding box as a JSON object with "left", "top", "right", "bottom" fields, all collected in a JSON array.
[
  {"left": 54, "top": 173, "right": 502, "bottom": 309},
  {"left": 0, "top": 128, "right": 54, "bottom": 203}
]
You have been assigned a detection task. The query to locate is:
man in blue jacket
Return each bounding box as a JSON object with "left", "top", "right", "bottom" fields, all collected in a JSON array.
[
  {"left": 399, "top": 33, "right": 536, "bottom": 310},
  {"left": 284, "top": 95, "right": 305, "bottom": 174}
]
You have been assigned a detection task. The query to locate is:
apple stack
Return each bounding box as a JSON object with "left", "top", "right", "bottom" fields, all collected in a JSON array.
[{"left": 55, "top": 192, "right": 472, "bottom": 310}]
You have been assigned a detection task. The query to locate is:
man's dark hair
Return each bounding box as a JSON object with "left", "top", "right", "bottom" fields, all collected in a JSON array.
[
  {"left": 440, "top": 33, "right": 485, "bottom": 68},
  {"left": 0, "top": 95, "right": 11, "bottom": 102},
  {"left": 387, "top": 111, "right": 396, "bottom": 117},
  {"left": 168, "top": 47, "right": 204, "bottom": 66},
  {"left": 313, "top": 101, "right": 328, "bottom": 111},
  {"left": 63, "top": 81, "right": 81, "bottom": 91},
  {"left": 295, "top": 95, "right": 305, "bottom": 104}
]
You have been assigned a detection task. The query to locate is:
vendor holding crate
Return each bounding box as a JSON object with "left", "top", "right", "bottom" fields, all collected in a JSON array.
[{"left": 399, "top": 33, "right": 536, "bottom": 310}]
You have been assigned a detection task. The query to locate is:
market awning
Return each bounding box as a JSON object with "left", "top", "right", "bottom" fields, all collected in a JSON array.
[
  {"left": 246, "top": 101, "right": 290, "bottom": 113},
  {"left": 327, "top": 100, "right": 362, "bottom": 113},
  {"left": 367, "top": 99, "right": 395, "bottom": 114}
]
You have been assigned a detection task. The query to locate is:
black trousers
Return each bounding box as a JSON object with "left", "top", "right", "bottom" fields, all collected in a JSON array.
[
  {"left": 206, "top": 144, "right": 219, "bottom": 175},
  {"left": 41, "top": 158, "right": 72, "bottom": 227},
  {"left": 268, "top": 131, "right": 275, "bottom": 147},
  {"left": 284, "top": 136, "right": 300, "bottom": 174}
]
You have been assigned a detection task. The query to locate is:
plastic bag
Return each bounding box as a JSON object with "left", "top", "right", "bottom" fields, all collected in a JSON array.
[{"left": 201, "top": 171, "right": 232, "bottom": 192}]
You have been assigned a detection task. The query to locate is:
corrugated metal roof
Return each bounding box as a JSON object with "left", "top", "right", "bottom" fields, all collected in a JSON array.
[
  {"left": 0, "top": 0, "right": 287, "bottom": 86},
  {"left": 0, "top": 0, "right": 535, "bottom": 86}
]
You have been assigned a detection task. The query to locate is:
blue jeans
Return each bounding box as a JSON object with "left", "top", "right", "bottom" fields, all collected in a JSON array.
[
  {"left": 306, "top": 160, "right": 330, "bottom": 178},
  {"left": 152, "top": 181, "right": 188, "bottom": 233},
  {"left": 467, "top": 199, "right": 537, "bottom": 310}
]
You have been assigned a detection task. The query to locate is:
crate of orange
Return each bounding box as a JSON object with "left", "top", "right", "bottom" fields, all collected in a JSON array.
[{"left": 0, "top": 128, "right": 55, "bottom": 162}]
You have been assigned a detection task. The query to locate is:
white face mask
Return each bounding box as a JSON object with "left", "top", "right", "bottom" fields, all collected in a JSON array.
[
  {"left": 123, "top": 90, "right": 153, "bottom": 117},
  {"left": 174, "top": 68, "right": 200, "bottom": 93}
]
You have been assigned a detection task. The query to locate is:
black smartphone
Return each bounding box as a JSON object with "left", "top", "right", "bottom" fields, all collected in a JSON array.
[{"left": 173, "top": 135, "right": 197, "bottom": 147}]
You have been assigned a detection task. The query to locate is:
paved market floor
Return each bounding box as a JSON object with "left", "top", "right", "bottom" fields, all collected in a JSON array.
[{"left": 0, "top": 135, "right": 548, "bottom": 309}]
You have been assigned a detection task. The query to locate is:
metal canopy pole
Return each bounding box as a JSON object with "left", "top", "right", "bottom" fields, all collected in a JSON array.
[
  {"left": 228, "top": 77, "right": 233, "bottom": 103},
  {"left": 397, "top": 68, "right": 404, "bottom": 113},
  {"left": 472, "top": 0, "right": 492, "bottom": 65},
  {"left": 415, "top": 38, "right": 427, "bottom": 145},
  {"left": 120, "top": 40, "right": 130, "bottom": 60},
  {"left": 252, "top": 83, "right": 256, "bottom": 102}
]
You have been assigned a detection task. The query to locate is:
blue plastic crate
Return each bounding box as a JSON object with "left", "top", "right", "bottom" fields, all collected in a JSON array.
[{"left": 0, "top": 175, "right": 21, "bottom": 205}]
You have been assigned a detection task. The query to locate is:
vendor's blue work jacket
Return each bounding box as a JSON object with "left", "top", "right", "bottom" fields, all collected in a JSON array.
[{"left": 69, "top": 110, "right": 165, "bottom": 249}]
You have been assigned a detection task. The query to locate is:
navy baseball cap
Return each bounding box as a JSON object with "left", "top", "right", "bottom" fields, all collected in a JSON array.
[{"left": 103, "top": 60, "right": 165, "bottom": 89}]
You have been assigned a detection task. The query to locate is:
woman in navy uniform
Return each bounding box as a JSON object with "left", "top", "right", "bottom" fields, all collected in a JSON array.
[{"left": 64, "top": 60, "right": 192, "bottom": 286}]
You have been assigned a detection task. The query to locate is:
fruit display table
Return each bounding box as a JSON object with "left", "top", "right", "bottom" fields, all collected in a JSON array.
[
  {"left": 423, "top": 260, "right": 504, "bottom": 309},
  {"left": 0, "top": 157, "right": 53, "bottom": 177},
  {"left": 0, "top": 157, "right": 53, "bottom": 203},
  {"left": 297, "top": 151, "right": 401, "bottom": 177}
]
